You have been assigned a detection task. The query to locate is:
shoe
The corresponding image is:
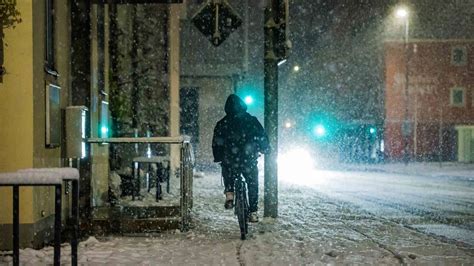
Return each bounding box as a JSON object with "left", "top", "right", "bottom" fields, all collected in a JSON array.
[
  {"left": 224, "top": 192, "right": 234, "bottom": 209},
  {"left": 249, "top": 212, "right": 259, "bottom": 223}
]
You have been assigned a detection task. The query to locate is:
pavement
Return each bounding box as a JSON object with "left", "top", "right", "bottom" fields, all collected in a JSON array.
[
  {"left": 335, "top": 161, "right": 474, "bottom": 180},
  {"left": 0, "top": 163, "right": 473, "bottom": 265}
]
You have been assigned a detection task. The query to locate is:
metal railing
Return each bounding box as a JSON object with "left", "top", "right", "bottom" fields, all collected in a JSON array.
[{"left": 87, "top": 136, "right": 193, "bottom": 231}]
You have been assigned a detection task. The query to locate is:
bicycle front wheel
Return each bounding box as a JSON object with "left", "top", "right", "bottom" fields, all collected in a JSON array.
[{"left": 235, "top": 181, "right": 249, "bottom": 240}]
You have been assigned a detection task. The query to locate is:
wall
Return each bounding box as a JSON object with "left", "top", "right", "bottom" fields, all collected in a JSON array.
[
  {"left": 90, "top": 4, "right": 110, "bottom": 207},
  {"left": 0, "top": 0, "right": 35, "bottom": 225},
  {"left": 180, "top": 1, "right": 250, "bottom": 168},
  {"left": 181, "top": 77, "right": 234, "bottom": 166},
  {"left": 384, "top": 40, "right": 474, "bottom": 160},
  {"left": 0, "top": 0, "right": 72, "bottom": 248},
  {"left": 169, "top": 5, "right": 183, "bottom": 174}
]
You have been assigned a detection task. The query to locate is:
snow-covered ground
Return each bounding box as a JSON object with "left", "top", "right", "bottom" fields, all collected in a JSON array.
[{"left": 1, "top": 163, "right": 473, "bottom": 265}]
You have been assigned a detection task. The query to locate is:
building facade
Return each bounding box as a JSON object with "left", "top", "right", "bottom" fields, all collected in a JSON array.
[
  {"left": 384, "top": 40, "right": 474, "bottom": 161},
  {"left": 179, "top": 1, "right": 265, "bottom": 168},
  {"left": 0, "top": 0, "right": 75, "bottom": 249},
  {"left": 0, "top": 0, "right": 183, "bottom": 249}
]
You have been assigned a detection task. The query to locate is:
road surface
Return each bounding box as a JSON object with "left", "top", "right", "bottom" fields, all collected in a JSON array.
[
  {"left": 305, "top": 168, "right": 474, "bottom": 246},
  {"left": 1, "top": 165, "right": 472, "bottom": 265}
]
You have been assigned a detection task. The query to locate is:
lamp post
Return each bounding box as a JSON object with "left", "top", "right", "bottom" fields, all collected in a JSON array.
[{"left": 396, "top": 6, "right": 410, "bottom": 164}]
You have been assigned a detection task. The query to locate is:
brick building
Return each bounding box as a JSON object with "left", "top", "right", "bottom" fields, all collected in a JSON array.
[{"left": 384, "top": 40, "right": 474, "bottom": 161}]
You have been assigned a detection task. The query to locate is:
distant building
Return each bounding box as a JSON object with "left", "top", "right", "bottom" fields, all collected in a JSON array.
[
  {"left": 180, "top": 1, "right": 262, "bottom": 168},
  {"left": 384, "top": 39, "right": 474, "bottom": 161}
]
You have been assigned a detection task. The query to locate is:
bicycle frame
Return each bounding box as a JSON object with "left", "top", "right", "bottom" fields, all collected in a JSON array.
[{"left": 234, "top": 174, "right": 249, "bottom": 240}]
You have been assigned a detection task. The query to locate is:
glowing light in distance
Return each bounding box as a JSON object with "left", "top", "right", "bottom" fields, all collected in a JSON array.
[
  {"left": 285, "top": 122, "right": 292, "bottom": 128},
  {"left": 369, "top": 127, "right": 376, "bottom": 134},
  {"left": 101, "top": 126, "right": 108, "bottom": 134},
  {"left": 293, "top": 65, "right": 300, "bottom": 72},
  {"left": 313, "top": 124, "right": 326, "bottom": 137},
  {"left": 278, "top": 148, "right": 320, "bottom": 186},
  {"left": 278, "top": 59, "right": 287, "bottom": 66},
  {"left": 395, "top": 7, "right": 408, "bottom": 18},
  {"left": 244, "top": 96, "right": 254, "bottom": 105}
]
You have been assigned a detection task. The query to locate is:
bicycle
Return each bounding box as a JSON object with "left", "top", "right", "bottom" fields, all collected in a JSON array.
[{"left": 234, "top": 173, "right": 249, "bottom": 240}]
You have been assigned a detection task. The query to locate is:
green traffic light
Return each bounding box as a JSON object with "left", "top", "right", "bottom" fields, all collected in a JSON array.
[
  {"left": 101, "top": 126, "right": 109, "bottom": 138},
  {"left": 313, "top": 124, "right": 326, "bottom": 138},
  {"left": 244, "top": 95, "right": 254, "bottom": 105}
]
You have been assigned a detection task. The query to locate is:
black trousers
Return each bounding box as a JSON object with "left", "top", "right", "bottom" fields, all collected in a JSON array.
[{"left": 222, "top": 161, "right": 259, "bottom": 213}]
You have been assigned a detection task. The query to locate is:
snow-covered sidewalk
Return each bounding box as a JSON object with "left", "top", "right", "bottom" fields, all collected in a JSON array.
[
  {"left": 1, "top": 171, "right": 473, "bottom": 265},
  {"left": 334, "top": 162, "right": 474, "bottom": 180}
]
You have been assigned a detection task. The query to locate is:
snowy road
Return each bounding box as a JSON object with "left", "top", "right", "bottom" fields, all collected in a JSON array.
[
  {"left": 1, "top": 165, "right": 473, "bottom": 265},
  {"left": 304, "top": 168, "right": 474, "bottom": 246}
]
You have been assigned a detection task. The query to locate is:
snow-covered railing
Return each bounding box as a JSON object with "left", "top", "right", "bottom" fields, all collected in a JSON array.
[
  {"left": 17, "top": 168, "right": 80, "bottom": 265},
  {"left": 0, "top": 172, "right": 64, "bottom": 265},
  {"left": 87, "top": 136, "right": 191, "bottom": 144},
  {"left": 87, "top": 136, "right": 193, "bottom": 231}
]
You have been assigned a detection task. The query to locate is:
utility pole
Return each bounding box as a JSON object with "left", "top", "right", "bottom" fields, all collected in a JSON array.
[
  {"left": 263, "top": 4, "right": 278, "bottom": 218},
  {"left": 264, "top": 0, "right": 288, "bottom": 218}
]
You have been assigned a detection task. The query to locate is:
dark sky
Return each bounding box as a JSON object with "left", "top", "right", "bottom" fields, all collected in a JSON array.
[
  {"left": 278, "top": 0, "right": 472, "bottom": 123},
  {"left": 181, "top": 0, "right": 472, "bottom": 123}
]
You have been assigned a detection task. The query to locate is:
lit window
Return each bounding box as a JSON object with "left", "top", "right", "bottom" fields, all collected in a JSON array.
[{"left": 450, "top": 87, "right": 465, "bottom": 107}]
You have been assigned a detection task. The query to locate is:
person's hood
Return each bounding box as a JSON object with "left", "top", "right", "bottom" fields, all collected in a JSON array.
[{"left": 224, "top": 94, "right": 247, "bottom": 116}]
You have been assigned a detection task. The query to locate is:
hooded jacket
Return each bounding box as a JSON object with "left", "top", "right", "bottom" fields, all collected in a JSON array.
[{"left": 212, "top": 94, "right": 269, "bottom": 164}]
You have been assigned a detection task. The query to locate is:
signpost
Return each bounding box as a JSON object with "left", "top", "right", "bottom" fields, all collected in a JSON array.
[
  {"left": 192, "top": 0, "right": 242, "bottom": 46},
  {"left": 263, "top": 0, "right": 289, "bottom": 219}
]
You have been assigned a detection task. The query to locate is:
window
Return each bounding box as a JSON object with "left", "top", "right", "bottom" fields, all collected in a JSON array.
[
  {"left": 45, "top": 0, "right": 58, "bottom": 76},
  {"left": 451, "top": 46, "right": 467, "bottom": 66},
  {"left": 45, "top": 83, "right": 61, "bottom": 147},
  {"left": 450, "top": 87, "right": 465, "bottom": 107}
]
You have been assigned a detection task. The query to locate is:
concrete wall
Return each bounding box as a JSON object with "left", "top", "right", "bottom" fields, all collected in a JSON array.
[
  {"left": 90, "top": 4, "right": 110, "bottom": 207},
  {"left": 169, "top": 5, "right": 183, "bottom": 174},
  {"left": 181, "top": 77, "right": 234, "bottom": 166}
]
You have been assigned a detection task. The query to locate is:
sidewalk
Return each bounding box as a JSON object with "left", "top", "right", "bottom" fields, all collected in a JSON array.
[{"left": 0, "top": 171, "right": 473, "bottom": 265}]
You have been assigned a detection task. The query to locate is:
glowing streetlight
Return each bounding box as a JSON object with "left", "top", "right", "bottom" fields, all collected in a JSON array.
[
  {"left": 395, "top": 7, "right": 408, "bottom": 19},
  {"left": 285, "top": 121, "right": 292, "bottom": 128},
  {"left": 293, "top": 65, "right": 300, "bottom": 72}
]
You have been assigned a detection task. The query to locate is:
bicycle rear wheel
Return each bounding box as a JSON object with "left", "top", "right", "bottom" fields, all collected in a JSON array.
[{"left": 235, "top": 180, "right": 249, "bottom": 240}]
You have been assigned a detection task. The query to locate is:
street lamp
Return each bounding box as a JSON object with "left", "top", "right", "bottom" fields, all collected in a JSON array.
[
  {"left": 395, "top": 7, "right": 408, "bottom": 20},
  {"left": 395, "top": 6, "right": 410, "bottom": 164}
]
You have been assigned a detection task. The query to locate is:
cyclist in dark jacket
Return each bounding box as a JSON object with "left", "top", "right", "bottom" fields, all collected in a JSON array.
[{"left": 212, "top": 94, "right": 269, "bottom": 222}]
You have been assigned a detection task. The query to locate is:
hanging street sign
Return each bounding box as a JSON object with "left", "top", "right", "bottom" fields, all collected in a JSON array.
[{"left": 192, "top": 0, "right": 242, "bottom": 47}]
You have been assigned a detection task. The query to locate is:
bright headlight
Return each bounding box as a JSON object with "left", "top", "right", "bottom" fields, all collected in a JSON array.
[{"left": 278, "top": 148, "right": 320, "bottom": 185}]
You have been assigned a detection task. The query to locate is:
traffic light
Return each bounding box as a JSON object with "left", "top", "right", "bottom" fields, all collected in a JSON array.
[
  {"left": 369, "top": 126, "right": 377, "bottom": 134},
  {"left": 99, "top": 100, "right": 110, "bottom": 138},
  {"left": 313, "top": 124, "right": 326, "bottom": 138},
  {"left": 244, "top": 95, "right": 254, "bottom": 105}
]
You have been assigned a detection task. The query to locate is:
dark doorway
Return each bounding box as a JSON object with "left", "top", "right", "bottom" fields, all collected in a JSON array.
[{"left": 180, "top": 87, "right": 199, "bottom": 150}]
